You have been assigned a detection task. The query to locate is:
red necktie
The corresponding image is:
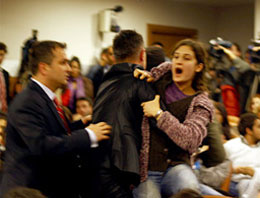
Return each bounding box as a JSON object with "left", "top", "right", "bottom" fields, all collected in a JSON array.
[
  {"left": 0, "top": 71, "right": 7, "bottom": 113},
  {"left": 53, "top": 97, "right": 71, "bottom": 135}
]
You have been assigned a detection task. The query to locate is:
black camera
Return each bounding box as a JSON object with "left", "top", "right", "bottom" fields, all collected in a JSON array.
[
  {"left": 248, "top": 39, "right": 260, "bottom": 64},
  {"left": 209, "top": 37, "right": 233, "bottom": 59}
]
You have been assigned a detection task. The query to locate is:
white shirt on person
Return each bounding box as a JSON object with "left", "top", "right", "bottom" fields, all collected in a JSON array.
[{"left": 224, "top": 136, "right": 260, "bottom": 182}]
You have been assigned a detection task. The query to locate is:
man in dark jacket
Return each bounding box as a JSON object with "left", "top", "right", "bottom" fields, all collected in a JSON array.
[
  {"left": 92, "top": 30, "right": 156, "bottom": 198},
  {"left": 86, "top": 46, "right": 115, "bottom": 97}
]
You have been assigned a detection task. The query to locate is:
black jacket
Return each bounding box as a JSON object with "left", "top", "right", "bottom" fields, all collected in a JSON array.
[{"left": 92, "top": 63, "right": 156, "bottom": 198}]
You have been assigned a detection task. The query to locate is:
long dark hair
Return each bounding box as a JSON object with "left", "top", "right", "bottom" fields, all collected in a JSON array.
[
  {"left": 172, "top": 39, "right": 208, "bottom": 91},
  {"left": 215, "top": 102, "right": 232, "bottom": 140}
]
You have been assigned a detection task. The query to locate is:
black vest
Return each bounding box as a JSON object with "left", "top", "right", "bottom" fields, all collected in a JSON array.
[{"left": 149, "top": 72, "right": 198, "bottom": 171}]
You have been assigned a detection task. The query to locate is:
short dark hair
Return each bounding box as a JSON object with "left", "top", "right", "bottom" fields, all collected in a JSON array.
[
  {"left": 238, "top": 112, "right": 258, "bottom": 136},
  {"left": 113, "top": 30, "right": 143, "bottom": 61},
  {"left": 152, "top": 41, "right": 164, "bottom": 48},
  {"left": 29, "top": 41, "right": 66, "bottom": 75},
  {"left": 146, "top": 46, "right": 165, "bottom": 71},
  {"left": 76, "top": 97, "right": 93, "bottom": 106},
  {"left": 4, "top": 187, "right": 46, "bottom": 198},
  {"left": 0, "top": 42, "right": 7, "bottom": 53},
  {"left": 214, "top": 102, "right": 231, "bottom": 140}
]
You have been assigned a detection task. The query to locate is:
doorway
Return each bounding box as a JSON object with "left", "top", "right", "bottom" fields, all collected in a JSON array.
[{"left": 147, "top": 24, "right": 198, "bottom": 58}]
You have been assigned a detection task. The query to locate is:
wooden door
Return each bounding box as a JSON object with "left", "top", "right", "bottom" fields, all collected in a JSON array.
[{"left": 147, "top": 24, "right": 198, "bottom": 58}]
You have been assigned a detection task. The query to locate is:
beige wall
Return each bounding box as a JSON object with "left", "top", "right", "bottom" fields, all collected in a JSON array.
[
  {"left": 0, "top": 0, "right": 254, "bottom": 76},
  {"left": 216, "top": 4, "right": 254, "bottom": 54}
]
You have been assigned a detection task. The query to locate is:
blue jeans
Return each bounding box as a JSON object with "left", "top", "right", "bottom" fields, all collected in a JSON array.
[
  {"left": 229, "top": 181, "right": 239, "bottom": 197},
  {"left": 133, "top": 164, "right": 222, "bottom": 198}
]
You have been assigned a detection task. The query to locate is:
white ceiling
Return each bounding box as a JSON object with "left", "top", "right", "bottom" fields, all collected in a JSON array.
[{"left": 171, "top": 0, "right": 254, "bottom": 7}]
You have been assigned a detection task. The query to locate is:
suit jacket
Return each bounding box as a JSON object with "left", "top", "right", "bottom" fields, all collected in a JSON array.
[
  {"left": 0, "top": 80, "right": 93, "bottom": 198},
  {"left": 2, "top": 69, "right": 9, "bottom": 104}
]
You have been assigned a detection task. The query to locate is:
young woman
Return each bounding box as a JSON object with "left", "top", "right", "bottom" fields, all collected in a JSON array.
[
  {"left": 62, "top": 56, "right": 93, "bottom": 113},
  {"left": 133, "top": 39, "right": 217, "bottom": 197}
]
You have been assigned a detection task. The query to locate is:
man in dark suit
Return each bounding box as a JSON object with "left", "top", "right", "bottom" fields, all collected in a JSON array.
[
  {"left": 0, "top": 41, "right": 111, "bottom": 198},
  {"left": 0, "top": 42, "right": 10, "bottom": 112},
  {"left": 86, "top": 46, "right": 115, "bottom": 97}
]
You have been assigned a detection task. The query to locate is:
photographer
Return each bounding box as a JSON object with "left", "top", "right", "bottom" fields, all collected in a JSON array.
[
  {"left": 209, "top": 39, "right": 251, "bottom": 117},
  {"left": 239, "top": 43, "right": 260, "bottom": 114}
]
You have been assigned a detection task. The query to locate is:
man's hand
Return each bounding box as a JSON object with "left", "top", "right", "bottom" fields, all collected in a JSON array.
[
  {"left": 234, "top": 166, "right": 255, "bottom": 177},
  {"left": 87, "top": 122, "right": 111, "bottom": 142},
  {"left": 217, "top": 45, "right": 237, "bottom": 60},
  {"left": 133, "top": 69, "right": 154, "bottom": 82},
  {"left": 81, "top": 115, "right": 92, "bottom": 124}
]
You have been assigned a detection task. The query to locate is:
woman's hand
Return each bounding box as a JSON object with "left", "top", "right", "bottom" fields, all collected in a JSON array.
[
  {"left": 141, "top": 95, "right": 162, "bottom": 119},
  {"left": 133, "top": 69, "right": 154, "bottom": 82}
]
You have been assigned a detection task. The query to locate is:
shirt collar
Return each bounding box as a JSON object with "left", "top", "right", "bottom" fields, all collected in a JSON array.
[
  {"left": 240, "top": 135, "right": 260, "bottom": 147},
  {"left": 31, "top": 78, "right": 56, "bottom": 101}
]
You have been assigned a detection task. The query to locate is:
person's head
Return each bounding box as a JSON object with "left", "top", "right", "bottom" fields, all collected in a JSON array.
[
  {"left": 113, "top": 30, "right": 146, "bottom": 68},
  {"left": 29, "top": 41, "right": 71, "bottom": 91},
  {"left": 76, "top": 97, "right": 93, "bottom": 117},
  {"left": 231, "top": 42, "right": 242, "bottom": 58},
  {"left": 100, "top": 46, "right": 115, "bottom": 66},
  {"left": 171, "top": 39, "right": 208, "bottom": 91},
  {"left": 106, "top": 46, "right": 115, "bottom": 65},
  {"left": 151, "top": 41, "right": 164, "bottom": 49},
  {"left": 250, "top": 94, "right": 260, "bottom": 115},
  {"left": 146, "top": 46, "right": 165, "bottom": 71},
  {"left": 238, "top": 113, "right": 260, "bottom": 145},
  {"left": 69, "top": 56, "right": 81, "bottom": 78},
  {"left": 4, "top": 187, "right": 46, "bottom": 198},
  {"left": 0, "top": 42, "right": 7, "bottom": 65},
  {"left": 100, "top": 48, "right": 109, "bottom": 66},
  {"left": 170, "top": 188, "right": 203, "bottom": 198}
]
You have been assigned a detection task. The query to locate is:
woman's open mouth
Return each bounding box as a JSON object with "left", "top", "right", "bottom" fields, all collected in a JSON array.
[{"left": 175, "top": 67, "right": 183, "bottom": 74}]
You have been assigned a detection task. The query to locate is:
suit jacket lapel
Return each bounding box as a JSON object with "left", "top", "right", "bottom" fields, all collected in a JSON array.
[{"left": 29, "top": 80, "right": 68, "bottom": 134}]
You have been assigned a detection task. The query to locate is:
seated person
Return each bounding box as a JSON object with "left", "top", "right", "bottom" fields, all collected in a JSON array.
[
  {"left": 248, "top": 94, "right": 260, "bottom": 117},
  {"left": 224, "top": 112, "right": 260, "bottom": 197},
  {"left": 72, "top": 97, "right": 93, "bottom": 122}
]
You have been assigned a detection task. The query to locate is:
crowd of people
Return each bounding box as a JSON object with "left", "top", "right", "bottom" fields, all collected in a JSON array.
[{"left": 0, "top": 29, "right": 259, "bottom": 198}]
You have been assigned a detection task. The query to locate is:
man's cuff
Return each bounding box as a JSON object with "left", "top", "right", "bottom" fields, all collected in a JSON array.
[{"left": 85, "top": 128, "right": 98, "bottom": 148}]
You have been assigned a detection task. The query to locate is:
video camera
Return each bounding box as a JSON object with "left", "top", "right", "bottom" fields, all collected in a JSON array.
[
  {"left": 248, "top": 39, "right": 260, "bottom": 64},
  {"left": 209, "top": 37, "right": 233, "bottom": 59}
]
